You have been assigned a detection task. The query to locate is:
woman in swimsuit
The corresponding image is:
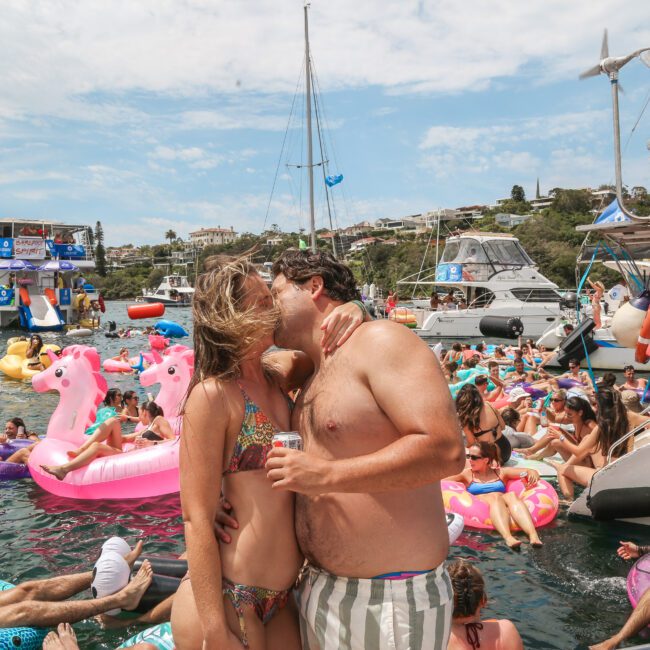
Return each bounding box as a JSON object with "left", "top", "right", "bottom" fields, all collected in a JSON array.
[
  {"left": 120, "top": 390, "right": 140, "bottom": 424},
  {"left": 170, "top": 255, "right": 365, "bottom": 650},
  {"left": 456, "top": 383, "right": 512, "bottom": 463},
  {"left": 522, "top": 395, "right": 596, "bottom": 461},
  {"left": 447, "top": 559, "right": 523, "bottom": 650},
  {"left": 445, "top": 441, "right": 542, "bottom": 549},
  {"left": 40, "top": 401, "right": 173, "bottom": 480},
  {"left": 551, "top": 388, "right": 650, "bottom": 500},
  {"left": 25, "top": 334, "right": 45, "bottom": 371},
  {"left": 588, "top": 279, "right": 605, "bottom": 329},
  {"left": 444, "top": 342, "right": 464, "bottom": 365}
]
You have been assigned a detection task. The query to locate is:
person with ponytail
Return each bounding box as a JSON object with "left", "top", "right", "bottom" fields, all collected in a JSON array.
[
  {"left": 551, "top": 387, "right": 650, "bottom": 500},
  {"left": 447, "top": 559, "right": 523, "bottom": 650}
]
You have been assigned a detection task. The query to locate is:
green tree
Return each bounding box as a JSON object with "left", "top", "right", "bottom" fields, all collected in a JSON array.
[
  {"left": 551, "top": 189, "right": 591, "bottom": 214},
  {"left": 94, "top": 221, "right": 107, "bottom": 277},
  {"left": 511, "top": 185, "right": 526, "bottom": 203},
  {"left": 165, "top": 229, "right": 177, "bottom": 245}
]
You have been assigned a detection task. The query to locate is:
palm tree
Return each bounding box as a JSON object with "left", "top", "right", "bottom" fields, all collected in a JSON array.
[{"left": 165, "top": 229, "right": 177, "bottom": 246}]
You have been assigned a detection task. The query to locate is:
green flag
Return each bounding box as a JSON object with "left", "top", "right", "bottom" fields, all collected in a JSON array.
[{"left": 299, "top": 239, "right": 308, "bottom": 250}]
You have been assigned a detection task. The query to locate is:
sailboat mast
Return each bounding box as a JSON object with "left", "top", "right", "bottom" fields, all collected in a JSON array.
[{"left": 304, "top": 2, "right": 316, "bottom": 252}]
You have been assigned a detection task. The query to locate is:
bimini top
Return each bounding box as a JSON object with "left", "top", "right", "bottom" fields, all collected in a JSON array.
[{"left": 577, "top": 219, "right": 650, "bottom": 262}]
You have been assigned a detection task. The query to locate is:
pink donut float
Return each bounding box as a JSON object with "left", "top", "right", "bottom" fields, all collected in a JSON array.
[
  {"left": 441, "top": 479, "right": 559, "bottom": 531},
  {"left": 627, "top": 553, "right": 650, "bottom": 609}
]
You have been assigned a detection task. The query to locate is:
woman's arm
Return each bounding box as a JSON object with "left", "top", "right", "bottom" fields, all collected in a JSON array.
[
  {"left": 564, "top": 428, "right": 599, "bottom": 467},
  {"left": 443, "top": 468, "right": 471, "bottom": 484},
  {"left": 181, "top": 381, "right": 237, "bottom": 648}
]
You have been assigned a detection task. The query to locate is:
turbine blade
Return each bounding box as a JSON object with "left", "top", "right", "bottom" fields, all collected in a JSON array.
[
  {"left": 579, "top": 64, "right": 601, "bottom": 79},
  {"left": 601, "top": 28, "right": 609, "bottom": 59}
]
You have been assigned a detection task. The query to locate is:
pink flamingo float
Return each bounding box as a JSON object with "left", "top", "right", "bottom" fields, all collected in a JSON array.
[{"left": 28, "top": 345, "right": 185, "bottom": 500}]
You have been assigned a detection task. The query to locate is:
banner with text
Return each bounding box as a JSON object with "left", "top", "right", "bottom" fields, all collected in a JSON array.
[{"left": 14, "top": 237, "right": 45, "bottom": 259}]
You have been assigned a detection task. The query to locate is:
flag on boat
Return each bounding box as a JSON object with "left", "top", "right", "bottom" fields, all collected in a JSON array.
[
  {"left": 595, "top": 198, "right": 630, "bottom": 224},
  {"left": 325, "top": 174, "right": 344, "bottom": 187}
]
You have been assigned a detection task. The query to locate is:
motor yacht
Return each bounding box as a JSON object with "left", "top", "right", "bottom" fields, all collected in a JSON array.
[
  {"left": 398, "top": 232, "right": 564, "bottom": 340},
  {"left": 142, "top": 274, "right": 194, "bottom": 307}
]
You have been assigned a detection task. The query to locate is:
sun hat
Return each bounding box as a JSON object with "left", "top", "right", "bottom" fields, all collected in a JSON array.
[{"left": 508, "top": 387, "right": 529, "bottom": 403}]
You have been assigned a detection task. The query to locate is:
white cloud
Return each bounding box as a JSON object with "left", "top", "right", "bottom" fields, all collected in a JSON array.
[
  {"left": 0, "top": 1, "right": 647, "bottom": 126},
  {"left": 149, "top": 145, "right": 223, "bottom": 170}
]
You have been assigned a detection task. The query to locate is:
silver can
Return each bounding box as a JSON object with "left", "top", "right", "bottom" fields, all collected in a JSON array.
[{"left": 272, "top": 431, "right": 303, "bottom": 451}]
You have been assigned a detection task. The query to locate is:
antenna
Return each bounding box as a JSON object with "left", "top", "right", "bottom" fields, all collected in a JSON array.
[{"left": 579, "top": 30, "right": 650, "bottom": 220}]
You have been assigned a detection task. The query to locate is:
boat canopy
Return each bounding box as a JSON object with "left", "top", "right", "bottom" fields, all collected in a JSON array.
[{"left": 577, "top": 220, "right": 650, "bottom": 262}]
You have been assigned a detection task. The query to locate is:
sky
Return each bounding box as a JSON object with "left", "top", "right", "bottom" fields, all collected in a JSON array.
[{"left": 0, "top": 1, "right": 649, "bottom": 246}]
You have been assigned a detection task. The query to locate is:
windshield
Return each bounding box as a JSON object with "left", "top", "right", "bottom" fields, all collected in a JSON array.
[
  {"left": 440, "top": 238, "right": 488, "bottom": 264},
  {"left": 484, "top": 239, "right": 532, "bottom": 266}
]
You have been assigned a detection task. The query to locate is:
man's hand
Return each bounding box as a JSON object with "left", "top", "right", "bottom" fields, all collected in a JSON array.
[
  {"left": 265, "top": 448, "right": 331, "bottom": 495},
  {"left": 214, "top": 498, "right": 239, "bottom": 544},
  {"left": 617, "top": 541, "right": 641, "bottom": 561}
]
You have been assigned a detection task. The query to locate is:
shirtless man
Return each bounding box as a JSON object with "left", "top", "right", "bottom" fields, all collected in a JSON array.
[{"left": 265, "top": 250, "right": 464, "bottom": 650}]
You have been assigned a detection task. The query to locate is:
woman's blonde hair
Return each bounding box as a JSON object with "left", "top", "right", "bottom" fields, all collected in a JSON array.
[{"left": 189, "top": 255, "right": 279, "bottom": 389}]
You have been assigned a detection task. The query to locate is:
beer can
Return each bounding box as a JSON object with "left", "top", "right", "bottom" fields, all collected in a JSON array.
[{"left": 272, "top": 431, "right": 303, "bottom": 451}]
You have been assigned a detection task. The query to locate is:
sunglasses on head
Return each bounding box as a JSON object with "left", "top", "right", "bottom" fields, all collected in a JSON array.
[{"left": 466, "top": 453, "right": 484, "bottom": 461}]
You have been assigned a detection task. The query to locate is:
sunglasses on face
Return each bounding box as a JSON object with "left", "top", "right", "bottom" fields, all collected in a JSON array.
[
  {"left": 552, "top": 398, "right": 564, "bottom": 403},
  {"left": 466, "top": 453, "right": 484, "bottom": 461}
]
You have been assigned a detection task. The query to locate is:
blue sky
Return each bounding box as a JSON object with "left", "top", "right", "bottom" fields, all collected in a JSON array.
[{"left": 0, "top": 0, "right": 649, "bottom": 246}]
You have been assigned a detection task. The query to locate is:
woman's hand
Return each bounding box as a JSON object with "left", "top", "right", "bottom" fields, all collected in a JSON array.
[
  {"left": 320, "top": 302, "right": 365, "bottom": 353},
  {"left": 617, "top": 541, "right": 641, "bottom": 561},
  {"left": 134, "top": 437, "right": 154, "bottom": 449},
  {"left": 524, "top": 469, "right": 540, "bottom": 488}
]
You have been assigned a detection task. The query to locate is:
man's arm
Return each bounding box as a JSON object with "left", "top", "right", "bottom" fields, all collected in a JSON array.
[{"left": 267, "top": 321, "right": 465, "bottom": 494}]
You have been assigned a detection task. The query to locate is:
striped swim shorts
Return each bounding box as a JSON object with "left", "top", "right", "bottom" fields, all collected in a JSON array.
[{"left": 296, "top": 564, "right": 453, "bottom": 650}]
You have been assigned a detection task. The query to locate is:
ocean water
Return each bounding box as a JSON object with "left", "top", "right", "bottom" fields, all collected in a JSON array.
[{"left": 0, "top": 301, "right": 648, "bottom": 649}]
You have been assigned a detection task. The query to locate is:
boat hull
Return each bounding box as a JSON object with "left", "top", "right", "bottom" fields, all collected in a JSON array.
[{"left": 142, "top": 296, "right": 191, "bottom": 307}]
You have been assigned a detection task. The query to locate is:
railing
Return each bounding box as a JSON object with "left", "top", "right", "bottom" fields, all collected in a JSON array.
[{"left": 606, "top": 404, "right": 650, "bottom": 464}]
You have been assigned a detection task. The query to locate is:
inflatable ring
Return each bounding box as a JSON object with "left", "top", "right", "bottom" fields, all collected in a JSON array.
[
  {"left": 0, "top": 580, "right": 48, "bottom": 649},
  {"left": 0, "top": 461, "right": 30, "bottom": 480},
  {"left": 0, "top": 439, "right": 33, "bottom": 461},
  {"left": 388, "top": 308, "right": 417, "bottom": 328},
  {"left": 0, "top": 341, "right": 61, "bottom": 381},
  {"left": 119, "top": 622, "right": 174, "bottom": 649},
  {"left": 627, "top": 552, "right": 650, "bottom": 609},
  {"left": 446, "top": 512, "right": 464, "bottom": 544},
  {"left": 441, "top": 478, "right": 559, "bottom": 531},
  {"left": 556, "top": 377, "right": 584, "bottom": 390}
]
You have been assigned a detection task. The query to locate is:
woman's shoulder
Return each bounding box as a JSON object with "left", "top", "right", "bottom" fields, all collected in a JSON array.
[{"left": 481, "top": 619, "right": 523, "bottom": 649}]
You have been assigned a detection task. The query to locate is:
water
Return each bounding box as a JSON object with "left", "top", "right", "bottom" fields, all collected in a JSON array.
[{"left": 0, "top": 302, "right": 648, "bottom": 649}]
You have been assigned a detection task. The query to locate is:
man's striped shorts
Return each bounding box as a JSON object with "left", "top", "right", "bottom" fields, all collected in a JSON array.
[{"left": 296, "top": 564, "right": 453, "bottom": 650}]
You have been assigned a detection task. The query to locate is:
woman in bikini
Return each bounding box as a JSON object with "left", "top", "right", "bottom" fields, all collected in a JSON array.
[
  {"left": 120, "top": 390, "right": 141, "bottom": 424},
  {"left": 445, "top": 441, "right": 542, "bottom": 549},
  {"left": 456, "top": 383, "right": 512, "bottom": 463},
  {"left": 25, "top": 334, "right": 45, "bottom": 371},
  {"left": 522, "top": 395, "right": 596, "bottom": 461},
  {"left": 551, "top": 388, "right": 650, "bottom": 500},
  {"left": 447, "top": 559, "right": 524, "bottom": 650},
  {"left": 40, "top": 401, "right": 173, "bottom": 480},
  {"left": 170, "top": 255, "right": 366, "bottom": 650}
]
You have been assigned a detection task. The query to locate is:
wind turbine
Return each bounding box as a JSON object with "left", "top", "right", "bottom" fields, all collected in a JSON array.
[{"left": 579, "top": 30, "right": 650, "bottom": 220}]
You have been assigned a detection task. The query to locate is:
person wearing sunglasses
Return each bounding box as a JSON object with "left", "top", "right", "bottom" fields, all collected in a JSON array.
[
  {"left": 553, "top": 358, "right": 595, "bottom": 393},
  {"left": 621, "top": 365, "right": 647, "bottom": 392},
  {"left": 445, "top": 441, "right": 542, "bottom": 549},
  {"left": 120, "top": 390, "right": 141, "bottom": 424}
]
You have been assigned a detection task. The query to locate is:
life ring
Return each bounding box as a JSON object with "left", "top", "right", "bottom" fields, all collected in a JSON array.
[
  {"left": 388, "top": 308, "right": 417, "bottom": 328},
  {"left": 441, "top": 478, "right": 559, "bottom": 531},
  {"left": 0, "top": 461, "right": 30, "bottom": 480},
  {"left": 627, "top": 553, "right": 650, "bottom": 609},
  {"left": 0, "top": 580, "right": 48, "bottom": 649},
  {"left": 635, "top": 308, "right": 650, "bottom": 364}
]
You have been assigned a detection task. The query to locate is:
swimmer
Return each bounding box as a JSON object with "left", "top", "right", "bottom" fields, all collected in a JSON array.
[
  {"left": 621, "top": 365, "right": 647, "bottom": 392},
  {"left": 25, "top": 334, "right": 45, "bottom": 371},
  {"left": 447, "top": 559, "right": 523, "bottom": 650},
  {"left": 2, "top": 417, "right": 39, "bottom": 443},
  {"left": 444, "top": 441, "right": 542, "bottom": 549}
]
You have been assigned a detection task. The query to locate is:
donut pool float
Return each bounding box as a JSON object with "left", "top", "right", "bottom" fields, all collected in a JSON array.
[
  {"left": 441, "top": 478, "right": 559, "bottom": 531},
  {"left": 119, "top": 622, "right": 174, "bottom": 649},
  {"left": 627, "top": 553, "right": 650, "bottom": 609}
]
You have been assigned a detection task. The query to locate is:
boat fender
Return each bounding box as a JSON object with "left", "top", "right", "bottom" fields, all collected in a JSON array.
[
  {"left": 587, "top": 486, "right": 650, "bottom": 521},
  {"left": 446, "top": 512, "right": 464, "bottom": 545},
  {"left": 612, "top": 292, "right": 650, "bottom": 348},
  {"left": 479, "top": 316, "right": 524, "bottom": 340},
  {"left": 0, "top": 580, "right": 48, "bottom": 649},
  {"left": 127, "top": 303, "right": 166, "bottom": 320}
]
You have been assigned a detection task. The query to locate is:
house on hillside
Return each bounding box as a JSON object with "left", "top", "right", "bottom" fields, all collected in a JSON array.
[
  {"left": 189, "top": 227, "right": 237, "bottom": 248},
  {"left": 495, "top": 213, "right": 532, "bottom": 228},
  {"left": 349, "top": 237, "right": 380, "bottom": 252}
]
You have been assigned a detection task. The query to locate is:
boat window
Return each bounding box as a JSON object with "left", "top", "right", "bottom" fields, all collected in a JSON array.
[
  {"left": 511, "top": 288, "right": 561, "bottom": 302},
  {"left": 155, "top": 290, "right": 165, "bottom": 295},
  {"left": 440, "top": 238, "right": 487, "bottom": 264},
  {"left": 471, "top": 288, "right": 495, "bottom": 308},
  {"left": 484, "top": 240, "right": 532, "bottom": 266}
]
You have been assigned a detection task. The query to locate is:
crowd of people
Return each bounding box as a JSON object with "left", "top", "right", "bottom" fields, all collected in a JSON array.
[{"left": 2, "top": 251, "right": 650, "bottom": 649}]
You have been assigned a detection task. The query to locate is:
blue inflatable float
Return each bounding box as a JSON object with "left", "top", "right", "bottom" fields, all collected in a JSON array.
[
  {"left": 155, "top": 321, "right": 188, "bottom": 339},
  {"left": 119, "top": 622, "right": 174, "bottom": 649},
  {"left": 0, "top": 580, "right": 48, "bottom": 649}
]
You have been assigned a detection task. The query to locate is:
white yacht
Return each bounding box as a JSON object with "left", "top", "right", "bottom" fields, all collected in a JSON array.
[
  {"left": 142, "top": 274, "right": 194, "bottom": 307},
  {"left": 398, "top": 232, "right": 564, "bottom": 340}
]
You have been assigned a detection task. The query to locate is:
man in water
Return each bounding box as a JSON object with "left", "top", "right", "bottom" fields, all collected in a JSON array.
[
  {"left": 0, "top": 542, "right": 152, "bottom": 629},
  {"left": 266, "top": 250, "right": 464, "bottom": 650}
]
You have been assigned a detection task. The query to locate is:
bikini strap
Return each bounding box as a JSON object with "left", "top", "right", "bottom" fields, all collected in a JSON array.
[{"left": 465, "top": 621, "right": 484, "bottom": 649}]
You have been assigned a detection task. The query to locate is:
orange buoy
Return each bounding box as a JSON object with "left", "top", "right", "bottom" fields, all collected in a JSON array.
[
  {"left": 635, "top": 308, "right": 650, "bottom": 364},
  {"left": 127, "top": 302, "right": 165, "bottom": 320}
]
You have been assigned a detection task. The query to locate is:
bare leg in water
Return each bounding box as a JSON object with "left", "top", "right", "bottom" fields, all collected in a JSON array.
[
  {"left": 589, "top": 587, "right": 650, "bottom": 649},
  {"left": 43, "top": 622, "right": 157, "bottom": 650},
  {"left": 481, "top": 493, "right": 522, "bottom": 550}
]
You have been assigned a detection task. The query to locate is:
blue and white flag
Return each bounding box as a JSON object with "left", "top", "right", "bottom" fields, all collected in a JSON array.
[
  {"left": 595, "top": 198, "right": 630, "bottom": 224},
  {"left": 0, "top": 238, "right": 12, "bottom": 258},
  {"left": 325, "top": 174, "right": 344, "bottom": 188}
]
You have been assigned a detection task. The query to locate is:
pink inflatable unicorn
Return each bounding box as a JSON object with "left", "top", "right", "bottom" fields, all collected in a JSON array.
[
  {"left": 28, "top": 345, "right": 180, "bottom": 500},
  {"left": 139, "top": 345, "right": 194, "bottom": 427}
]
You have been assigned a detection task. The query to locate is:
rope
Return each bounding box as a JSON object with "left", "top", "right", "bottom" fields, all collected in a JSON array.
[
  {"left": 576, "top": 243, "right": 601, "bottom": 389},
  {"left": 602, "top": 241, "right": 645, "bottom": 293}
]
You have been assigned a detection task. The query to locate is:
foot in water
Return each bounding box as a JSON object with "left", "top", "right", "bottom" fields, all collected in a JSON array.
[
  {"left": 505, "top": 537, "right": 522, "bottom": 550},
  {"left": 120, "top": 560, "right": 153, "bottom": 611},
  {"left": 40, "top": 465, "right": 68, "bottom": 481},
  {"left": 42, "top": 623, "right": 79, "bottom": 650}
]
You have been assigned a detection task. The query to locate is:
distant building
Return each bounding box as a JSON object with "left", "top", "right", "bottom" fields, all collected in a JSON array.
[
  {"left": 455, "top": 205, "right": 486, "bottom": 219},
  {"left": 374, "top": 217, "right": 417, "bottom": 231},
  {"left": 495, "top": 213, "right": 532, "bottom": 228},
  {"left": 342, "top": 221, "right": 373, "bottom": 236},
  {"left": 349, "top": 237, "right": 380, "bottom": 252},
  {"left": 189, "top": 227, "right": 237, "bottom": 248},
  {"left": 266, "top": 236, "right": 283, "bottom": 246}
]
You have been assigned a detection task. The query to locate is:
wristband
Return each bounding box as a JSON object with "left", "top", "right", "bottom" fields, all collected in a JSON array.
[
  {"left": 351, "top": 300, "right": 368, "bottom": 319},
  {"left": 559, "top": 435, "right": 566, "bottom": 442}
]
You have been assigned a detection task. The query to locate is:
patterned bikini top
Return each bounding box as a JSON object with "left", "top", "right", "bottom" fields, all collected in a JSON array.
[{"left": 223, "top": 384, "right": 293, "bottom": 475}]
